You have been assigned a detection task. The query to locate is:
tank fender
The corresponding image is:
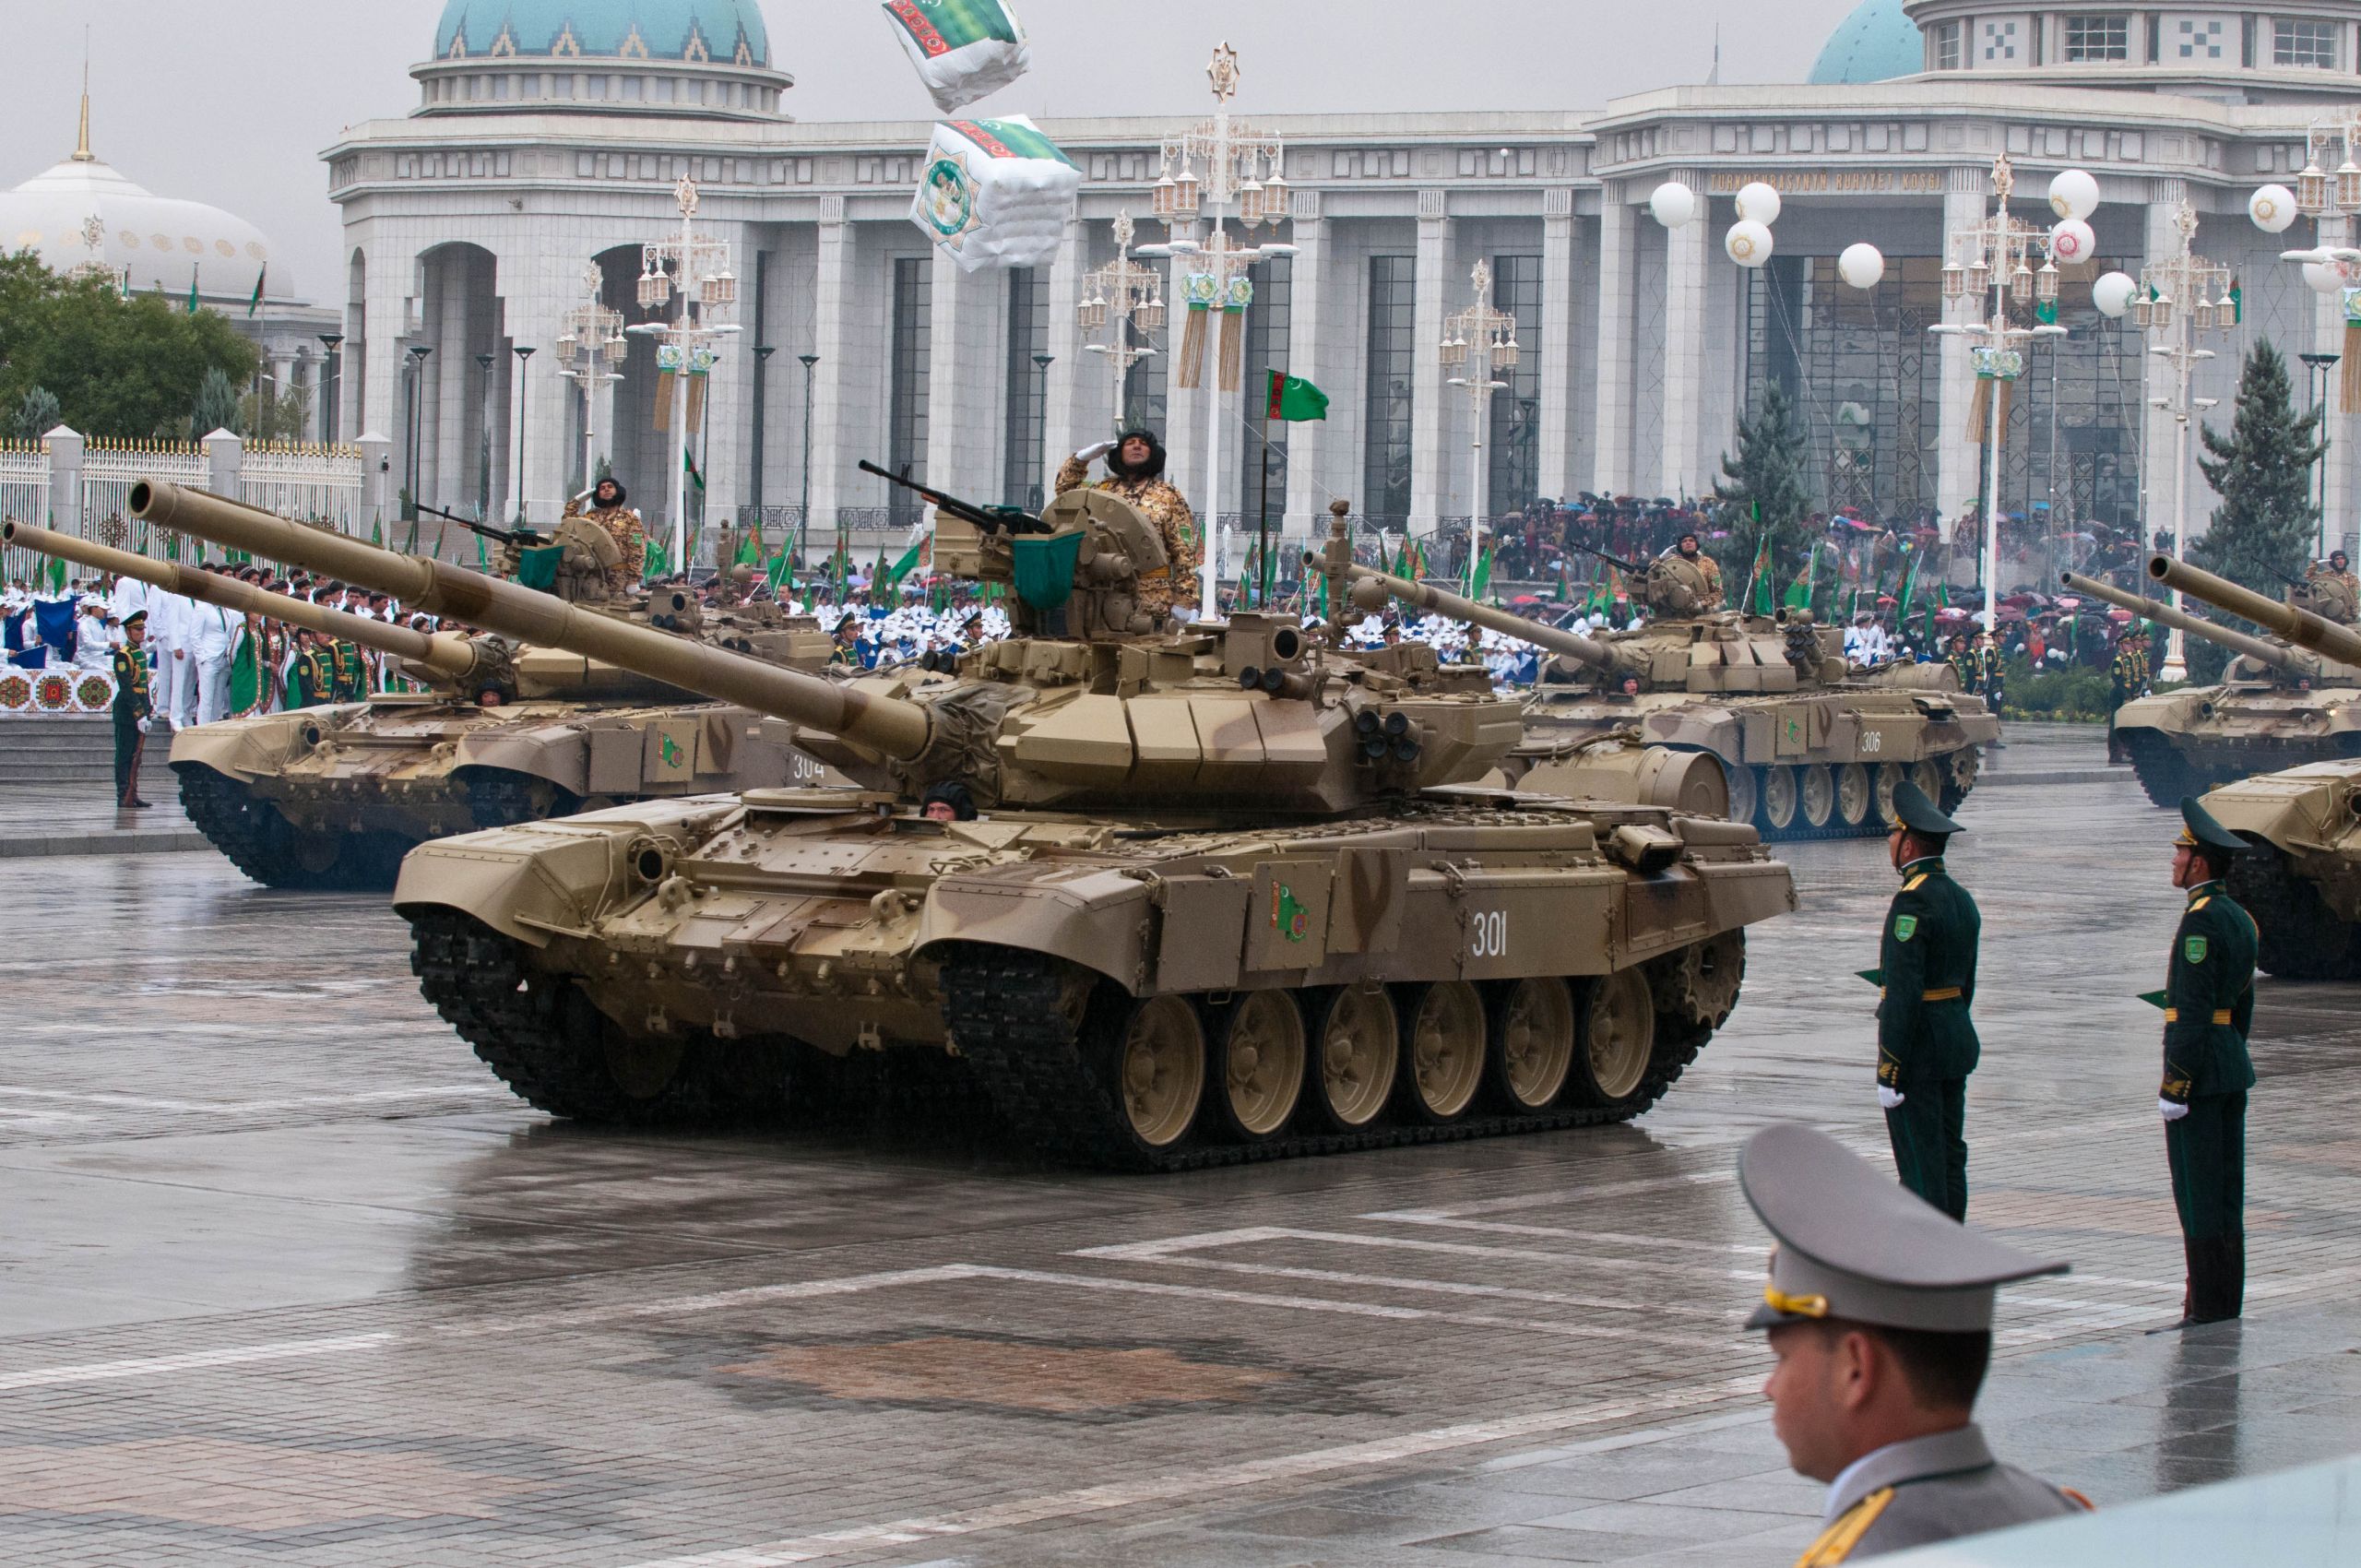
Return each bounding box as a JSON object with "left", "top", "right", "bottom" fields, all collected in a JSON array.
[
  {"left": 2201, "top": 765, "right": 2357, "bottom": 852},
  {"left": 166, "top": 706, "right": 356, "bottom": 783},
  {"left": 450, "top": 729, "right": 592, "bottom": 795},
  {"left": 1638, "top": 705, "right": 1739, "bottom": 759},
  {"left": 2112, "top": 689, "right": 2198, "bottom": 732},
  {"left": 916, "top": 865, "right": 1155, "bottom": 992}
]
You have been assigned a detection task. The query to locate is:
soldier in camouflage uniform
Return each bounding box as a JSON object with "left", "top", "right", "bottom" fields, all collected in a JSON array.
[
  {"left": 564, "top": 477, "right": 647, "bottom": 594},
  {"left": 1055, "top": 428, "right": 1201, "bottom": 621}
]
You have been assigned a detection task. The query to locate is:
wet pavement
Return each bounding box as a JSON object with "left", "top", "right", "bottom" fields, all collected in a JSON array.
[{"left": 3, "top": 746, "right": 2358, "bottom": 1567}]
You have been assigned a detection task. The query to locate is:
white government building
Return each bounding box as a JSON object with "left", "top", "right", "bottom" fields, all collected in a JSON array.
[{"left": 310, "top": 0, "right": 2361, "bottom": 561}]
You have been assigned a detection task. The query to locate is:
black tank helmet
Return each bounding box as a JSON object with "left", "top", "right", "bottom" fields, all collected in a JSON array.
[
  {"left": 1108, "top": 426, "right": 1168, "bottom": 481},
  {"left": 593, "top": 476, "right": 629, "bottom": 507}
]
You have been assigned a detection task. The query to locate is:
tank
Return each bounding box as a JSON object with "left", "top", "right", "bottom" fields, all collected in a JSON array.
[
  {"left": 140, "top": 481, "right": 1797, "bottom": 1171},
  {"left": 1350, "top": 553, "right": 1999, "bottom": 840},
  {"left": 2193, "top": 760, "right": 2361, "bottom": 980},
  {"left": 2097, "top": 554, "right": 2361, "bottom": 806},
  {"left": 47, "top": 495, "right": 841, "bottom": 890}
]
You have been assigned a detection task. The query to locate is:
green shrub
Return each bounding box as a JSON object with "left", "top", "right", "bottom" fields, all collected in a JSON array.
[{"left": 1999, "top": 658, "right": 2113, "bottom": 722}]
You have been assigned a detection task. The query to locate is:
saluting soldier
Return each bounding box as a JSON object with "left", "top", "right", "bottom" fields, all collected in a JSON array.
[
  {"left": 1744, "top": 1124, "right": 2090, "bottom": 1564},
  {"left": 2159, "top": 797, "right": 2258, "bottom": 1326},
  {"left": 1872, "top": 781, "right": 1979, "bottom": 1220},
  {"left": 1056, "top": 428, "right": 1202, "bottom": 621},
  {"left": 111, "top": 610, "right": 154, "bottom": 810}
]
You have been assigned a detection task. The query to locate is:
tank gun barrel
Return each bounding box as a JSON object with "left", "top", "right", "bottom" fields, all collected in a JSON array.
[
  {"left": 130, "top": 481, "right": 933, "bottom": 760},
  {"left": 1329, "top": 561, "right": 1617, "bottom": 669},
  {"left": 2148, "top": 553, "right": 2361, "bottom": 672},
  {"left": 2060, "top": 571, "right": 2308, "bottom": 676},
  {"left": 4, "top": 518, "right": 487, "bottom": 685}
]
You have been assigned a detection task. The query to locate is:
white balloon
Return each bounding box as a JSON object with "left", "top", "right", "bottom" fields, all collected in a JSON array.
[
  {"left": 1734, "top": 182, "right": 1782, "bottom": 226},
  {"left": 2249, "top": 184, "right": 2297, "bottom": 233},
  {"left": 2092, "top": 271, "right": 2137, "bottom": 318},
  {"left": 1837, "top": 243, "right": 1885, "bottom": 290},
  {"left": 2049, "top": 218, "right": 2096, "bottom": 267},
  {"left": 1649, "top": 181, "right": 1696, "bottom": 229},
  {"left": 1725, "top": 220, "right": 1774, "bottom": 268},
  {"left": 2048, "top": 169, "right": 2100, "bottom": 221},
  {"left": 2307, "top": 260, "right": 2345, "bottom": 295}
]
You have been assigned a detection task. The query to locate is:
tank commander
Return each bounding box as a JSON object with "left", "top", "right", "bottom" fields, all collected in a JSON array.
[
  {"left": 920, "top": 780, "right": 979, "bottom": 823},
  {"left": 1869, "top": 781, "right": 1979, "bottom": 1221},
  {"left": 2158, "top": 796, "right": 2258, "bottom": 1327},
  {"left": 1657, "top": 530, "right": 1724, "bottom": 605},
  {"left": 1743, "top": 1123, "right": 2089, "bottom": 1564},
  {"left": 1056, "top": 427, "right": 1202, "bottom": 621},
  {"left": 563, "top": 477, "right": 647, "bottom": 593}
]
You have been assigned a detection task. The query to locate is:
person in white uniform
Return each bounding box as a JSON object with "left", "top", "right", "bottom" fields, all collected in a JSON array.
[{"left": 189, "top": 590, "right": 240, "bottom": 725}]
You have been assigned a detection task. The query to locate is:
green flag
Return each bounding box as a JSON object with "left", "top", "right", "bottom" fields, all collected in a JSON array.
[
  {"left": 247, "top": 267, "right": 266, "bottom": 318},
  {"left": 1783, "top": 541, "right": 1820, "bottom": 612},
  {"left": 884, "top": 536, "right": 926, "bottom": 590},
  {"left": 186, "top": 267, "right": 199, "bottom": 314},
  {"left": 1898, "top": 550, "right": 1922, "bottom": 622},
  {"left": 2225, "top": 279, "right": 2243, "bottom": 325},
  {"left": 1265, "top": 370, "right": 1330, "bottom": 423},
  {"left": 766, "top": 551, "right": 793, "bottom": 594},
  {"left": 735, "top": 529, "right": 761, "bottom": 568},
  {"left": 1750, "top": 526, "right": 1775, "bottom": 616},
  {"left": 48, "top": 555, "right": 66, "bottom": 594},
  {"left": 643, "top": 537, "right": 669, "bottom": 580},
  {"left": 1470, "top": 544, "right": 1494, "bottom": 600},
  {"left": 2035, "top": 294, "right": 2058, "bottom": 327},
  {"left": 684, "top": 447, "right": 706, "bottom": 493}
]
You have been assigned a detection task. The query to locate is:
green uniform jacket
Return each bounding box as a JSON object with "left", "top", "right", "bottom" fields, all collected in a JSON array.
[
  {"left": 2161, "top": 882, "right": 2257, "bottom": 1103},
  {"left": 290, "top": 648, "right": 335, "bottom": 709},
  {"left": 1877, "top": 859, "right": 1981, "bottom": 1087},
  {"left": 110, "top": 646, "right": 151, "bottom": 720}
]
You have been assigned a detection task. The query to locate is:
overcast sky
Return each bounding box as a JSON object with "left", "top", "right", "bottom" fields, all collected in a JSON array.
[{"left": 3, "top": 0, "right": 1857, "bottom": 302}]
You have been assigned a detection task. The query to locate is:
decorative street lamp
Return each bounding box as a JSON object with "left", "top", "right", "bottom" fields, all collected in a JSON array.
[
  {"left": 1079, "top": 211, "right": 1165, "bottom": 427},
  {"left": 403, "top": 343, "right": 433, "bottom": 521},
  {"left": 474, "top": 351, "right": 496, "bottom": 521},
  {"left": 1030, "top": 352, "right": 1055, "bottom": 510},
  {"left": 554, "top": 261, "right": 627, "bottom": 507},
  {"left": 625, "top": 177, "right": 741, "bottom": 571},
  {"left": 1929, "top": 154, "right": 2074, "bottom": 638},
  {"left": 2130, "top": 200, "right": 2233, "bottom": 680},
  {"left": 798, "top": 352, "right": 820, "bottom": 579},
  {"left": 752, "top": 342, "right": 777, "bottom": 519},
  {"left": 317, "top": 333, "right": 343, "bottom": 445},
  {"left": 512, "top": 345, "right": 536, "bottom": 528},
  {"left": 1134, "top": 43, "right": 1295, "bottom": 615},
  {"left": 1441, "top": 259, "right": 1518, "bottom": 599},
  {"left": 2301, "top": 350, "right": 2342, "bottom": 534}
]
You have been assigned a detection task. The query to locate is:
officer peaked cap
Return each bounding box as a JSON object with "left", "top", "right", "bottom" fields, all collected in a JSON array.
[
  {"left": 1891, "top": 779, "right": 1964, "bottom": 837},
  {"left": 2177, "top": 796, "right": 2250, "bottom": 857}
]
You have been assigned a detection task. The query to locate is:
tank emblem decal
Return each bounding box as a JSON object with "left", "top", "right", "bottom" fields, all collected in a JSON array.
[{"left": 1273, "top": 884, "right": 1311, "bottom": 943}]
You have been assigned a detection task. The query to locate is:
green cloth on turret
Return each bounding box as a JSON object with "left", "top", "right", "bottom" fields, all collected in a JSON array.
[{"left": 1012, "top": 530, "right": 1085, "bottom": 611}]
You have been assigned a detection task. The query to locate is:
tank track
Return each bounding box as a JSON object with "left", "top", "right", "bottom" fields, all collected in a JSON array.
[
  {"left": 2227, "top": 851, "right": 2361, "bottom": 980},
  {"left": 2120, "top": 733, "right": 2202, "bottom": 809},
  {"left": 937, "top": 945, "right": 1712, "bottom": 1173},
  {"left": 177, "top": 765, "right": 407, "bottom": 890}
]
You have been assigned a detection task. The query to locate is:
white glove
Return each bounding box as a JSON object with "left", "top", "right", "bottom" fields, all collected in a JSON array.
[
  {"left": 1075, "top": 439, "right": 1118, "bottom": 465},
  {"left": 2159, "top": 1098, "right": 2190, "bottom": 1122},
  {"left": 136, "top": 718, "right": 151, "bottom": 734},
  {"left": 1878, "top": 1085, "right": 1905, "bottom": 1111}
]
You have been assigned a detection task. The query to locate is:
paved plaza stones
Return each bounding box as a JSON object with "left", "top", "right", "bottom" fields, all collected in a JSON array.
[{"left": 2, "top": 742, "right": 2358, "bottom": 1564}]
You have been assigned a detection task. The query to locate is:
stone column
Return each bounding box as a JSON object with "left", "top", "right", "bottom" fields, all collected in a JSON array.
[
  {"left": 1283, "top": 198, "right": 1327, "bottom": 535},
  {"left": 1043, "top": 208, "right": 1086, "bottom": 477},
  {"left": 43, "top": 426, "right": 82, "bottom": 541},
  {"left": 1934, "top": 173, "right": 1987, "bottom": 536},
  {"left": 357, "top": 433, "right": 394, "bottom": 527},
  {"left": 806, "top": 199, "right": 857, "bottom": 552},
  {"left": 926, "top": 247, "right": 998, "bottom": 497},
  {"left": 1593, "top": 187, "right": 1635, "bottom": 496},
  {"left": 202, "top": 430, "right": 243, "bottom": 504},
  {"left": 359, "top": 240, "right": 410, "bottom": 490},
  {"left": 1659, "top": 172, "right": 1711, "bottom": 502},
  {"left": 1537, "top": 189, "right": 1579, "bottom": 502},
  {"left": 1410, "top": 193, "right": 1452, "bottom": 534}
]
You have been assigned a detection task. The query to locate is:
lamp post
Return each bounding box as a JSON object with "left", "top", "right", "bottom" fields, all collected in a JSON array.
[
  {"left": 1079, "top": 212, "right": 1166, "bottom": 428},
  {"left": 1441, "top": 259, "right": 1518, "bottom": 599},
  {"left": 403, "top": 343, "right": 433, "bottom": 520},
  {"left": 1930, "top": 154, "right": 2072, "bottom": 639},
  {"left": 555, "top": 261, "right": 627, "bottom": 504},
  {"left": 473, "top": 350, "right": 495, "bottom": 520},
  {"left": 799, "top": 352, "right": 820, "bottom": 578},
  {"left": 1134, "top": 43, "right": 1293, "bottom": 615},
  {"left": 1030, "top": 352, "right": 1054, "bottom": 509},
  {"left": 317, "top": 333, "right": 343, "bottom": 445},
  {"left": 512, "top": 345, "right": 536, "bottom": 527},
  {"left": 626, "top": 177, "right": 740, "bottom": 570},
  {"left": 2129, "top": 199, "right": 2232, "bottom": 680},
  {"left": 2301, "top": 351, "right": 2342, "bottom": 545},
  {"left": 752, "top": 342, "right": 777, "bottom": 520}
]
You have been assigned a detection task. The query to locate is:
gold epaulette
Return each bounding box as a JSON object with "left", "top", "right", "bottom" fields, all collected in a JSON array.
[
  {"left": 1794, "top": 1488, "right": 1894, "bottom": 1567},
  {"left": 1904, "top": 874, "right": 1928, "bottom": 892}
]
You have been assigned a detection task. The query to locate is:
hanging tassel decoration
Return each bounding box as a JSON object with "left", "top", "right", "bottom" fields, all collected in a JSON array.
[
  {"left": 652, "top": 370, "right": 675, "bottom": 433},
  {"left": 1964, "top": 374, "right": 1990, "bottom": 445},
  {"left": 1217, "top": 274, "right": 1255, "bottom": 394},
  {"left": 686, "top": 372, "right": 708, "bottom": 436},
  {"left": 1176, "top": 271, "right": 1217, "bottom": 390}
]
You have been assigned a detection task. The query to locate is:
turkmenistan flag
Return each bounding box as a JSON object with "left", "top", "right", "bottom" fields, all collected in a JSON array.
[
  {"left": 247, "top": 267, "right": 266, "bottom": 318},
  {"left": 735, "top": 527, "right": 762, "bottom": 567},
  {"left": 885, "top": 535, "right": 926, "bottom": 588},
  {"left": 2225, "top": 279, "right": 2243, "bottom": 325},
  {"left": 186, "top": 266, "right": 199, "bottom": 314},
  {"left": 1784, "top": 541, "right": 1820, "bottom": 611},
  {"left": 766, "top": 552, "right": 793, "bottom": 594},
  {"left": 643, "top": 537, "right": 670, "bottom": 580},
  {"left": 1750, "top": 527, "right": 1775, "bottom": 616},
  {"left": 1266, "top": 371, "right": 1329, "bottom": 423},
  {"left": 1470, "top": 544, "right": 1495, "bottom": 600},
  {"left": 684, "top": 447, "right": 706, "bottom": 493}
]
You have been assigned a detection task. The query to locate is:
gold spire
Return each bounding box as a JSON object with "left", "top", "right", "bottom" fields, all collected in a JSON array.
[{"left": 73, "top": 46, "right": 94, "bottom": 161}]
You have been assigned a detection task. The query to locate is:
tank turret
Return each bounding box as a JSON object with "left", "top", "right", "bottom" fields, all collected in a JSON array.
[{"left": 2149, "top": 552, "right": 2361, "bottom": 671}]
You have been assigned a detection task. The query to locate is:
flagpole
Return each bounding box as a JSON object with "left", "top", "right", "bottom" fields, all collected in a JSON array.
[{"left": 1256, "top": 386, "right": 1274, "bottom": 610}]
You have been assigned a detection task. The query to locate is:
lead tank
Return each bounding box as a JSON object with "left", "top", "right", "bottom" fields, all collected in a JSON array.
[
  {"left": 2088, "top": 557, "right": 2361, "bottom": 805},
  {"left": 86, "top": 492, "right": 839, "bottom": 890},
  {"left": 1354, "top": 553, "right": 1999, "bottom": 840},
  {"left": 143, "top": 481, "right": 1797, "bottom": 1171}
]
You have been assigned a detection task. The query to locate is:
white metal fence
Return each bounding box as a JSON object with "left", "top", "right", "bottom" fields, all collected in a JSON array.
[
  {"left": 0, "top": 439, "right": 53, "bottom": 588},
  {"left": 242, "top": 443, "right": 365, "bottom": 531},
  {"left": 80, "top": 440, "right": 208, "bottom": 558}
]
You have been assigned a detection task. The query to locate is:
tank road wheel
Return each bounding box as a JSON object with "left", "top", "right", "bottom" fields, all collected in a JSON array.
[
  {"left": 1835, "top": 763, "right": 1874, "bottom": 831},
  {"left": 1871, "top": 763, "right": 1906, "bottom": 829},
  {"left": 1487, "top": 977, "right": 1575, "bottom": 1112},
  {"left": 1760, "top": 766, "right": 1799, "bottom": 835},
  {"left": 1799, "top": 764, "right": 1836, "bottom": 831},
  {"left": 1398, "top": 981, "right": 1487, "bottom": 1123},
  {"left": 1109, "top": 994, "right": 1207, "bottom": 1153},
  {"left": 1723, "top": 762, "right": 1758, "bottom": 828},
  {"left": 1910, "top": 759, "right": 1946, "bottom": 813},
  {"left": 1212, "top": 991, "right": 1307, "bottom": 1142},
  {"left": 1307, "top": 985, "right": 1399, "bottom": 1132},
  {"left": 1943, "top": 746, "right": 1982, "bottom": 812},
  {"left": 1571, "top": 968, "right": 1656, "bottom": 1109}
]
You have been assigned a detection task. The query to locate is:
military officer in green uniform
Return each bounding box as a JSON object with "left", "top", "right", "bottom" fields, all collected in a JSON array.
[
  {"left": 1871, "top": 781, "right": 1979, "bottom": 1220},
  {"left": 2160, "top": 796, "right": 2258, "bottom": 1325},
  {"left": 111, "top": 611, "right": 154, "bottom": 810},
  {"left": 288, "top": 630, "right": 337, "bottom": 710},
  {"left": 328, "top": 635, "right": 366, "bottom": 702},
  {"left": 1743, "top": 1124, "right": 2089, "bottom": 1564}
]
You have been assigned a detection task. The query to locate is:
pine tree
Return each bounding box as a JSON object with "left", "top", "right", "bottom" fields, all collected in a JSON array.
[
  {"left": 2185, "top": 340, "right": 2327, "bottom": 681},
  {"left": 188, "top": 366, "right": 242, "bottom": 440},
  {"left": 7, "top": 386, "right": 61, "bottom": 442},
  {"left": 1712, "top": 381, "right": 1812, "bottom": 592}
]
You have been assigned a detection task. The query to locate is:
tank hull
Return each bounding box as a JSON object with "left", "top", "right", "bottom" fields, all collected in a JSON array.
[
  {"left": 172, "top": 698, "right": 843, "bottom": 889},
  {"left": 2199, "top": 759, "right": 2361, "bottom": 980},
  {"left": 1510, "top": 688, "right": 1999, "bottom": 841},
  {"left": 395, "top": 788, "right": 1796, "bottom": 1170},
  {"left": 2113, "top": 683, "right": 2361, "bottom": 806}
]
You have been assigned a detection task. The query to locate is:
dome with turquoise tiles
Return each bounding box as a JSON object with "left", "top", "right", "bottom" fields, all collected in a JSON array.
[
  {"left": 432, "top": 1, "right": 771, "bottom": 69},
  {"left": 1808, "top": 0, "right": 1924, "bottom": 85}
]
